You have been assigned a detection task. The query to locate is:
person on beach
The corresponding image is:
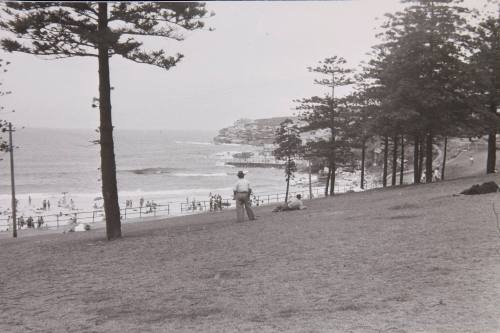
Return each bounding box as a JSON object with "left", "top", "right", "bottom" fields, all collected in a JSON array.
[
  {"left": 37, "top": 216, "right": 44, "bottom": 228},
  {"left": 272, "top": 194, "right": 307, "bottom": 212},
  {"left": 27, "top": 216, "right": 34, "bottom": 228},
  {"left": 18, "top": 216, "right": 25, "bottom": 228},
  {"left": 216, "top": 194, "right": 222, "bottom": 211},
  {"left": 233, "top": 171, "right": 256, "bottom": 222}
]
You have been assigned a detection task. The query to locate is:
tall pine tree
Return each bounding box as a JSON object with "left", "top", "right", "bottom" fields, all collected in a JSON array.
[
  {"left": 296, "top": 56, "right": 355, "bottom": 195},
  {"left": 273, "top": 119, "right": 303, "bottom": 202},
  {"left": 468, "top": 11, "right": 500, "bottom": 173},
  {"left": 0, "top": 2, "right": 211, "bottom": 239},
  {"left": 371, "top": 0, "right": 473, "bottom": 183}
]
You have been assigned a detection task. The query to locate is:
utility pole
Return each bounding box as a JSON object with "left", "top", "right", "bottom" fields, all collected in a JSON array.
[{"left": 8, "top": 122, "right": 17, "bottom": 238}]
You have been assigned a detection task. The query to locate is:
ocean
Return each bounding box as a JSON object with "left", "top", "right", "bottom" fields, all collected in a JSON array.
[{"left": 0, "top": 128, "right": 326, "bottom": 221}]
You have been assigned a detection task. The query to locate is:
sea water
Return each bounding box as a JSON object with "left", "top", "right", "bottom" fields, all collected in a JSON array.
[{"left": 0, "top": 128, "right": 327, "bottom": 223}]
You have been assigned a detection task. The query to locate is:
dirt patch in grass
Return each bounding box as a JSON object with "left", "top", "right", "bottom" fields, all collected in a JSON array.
[
  {"left": 388, "top": 214, "right": 420, "bottom": 220},
  {"left": 1, "top": 174, "right": 500, "bottom": 332},
  {"left": 388, "top": 203, "right": 420, "bottom": 210}
]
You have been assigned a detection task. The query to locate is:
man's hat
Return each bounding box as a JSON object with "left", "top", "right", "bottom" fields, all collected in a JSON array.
[{"left": 237, "top": 170, "right": 245, "bottom": 178}]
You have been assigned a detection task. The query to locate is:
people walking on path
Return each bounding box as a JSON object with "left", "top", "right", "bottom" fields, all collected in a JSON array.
[{"left": 233, "top": 171, "right": 256, "bottom": 222}]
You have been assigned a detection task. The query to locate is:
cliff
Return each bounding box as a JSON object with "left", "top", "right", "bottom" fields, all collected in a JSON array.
[{"left": 213, "top": 117, "right": 298, "bottom": 145}]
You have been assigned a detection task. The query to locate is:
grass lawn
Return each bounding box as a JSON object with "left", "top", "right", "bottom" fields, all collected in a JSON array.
[{"left": 1, "top": 173, "right": 500, "bottom": 332}]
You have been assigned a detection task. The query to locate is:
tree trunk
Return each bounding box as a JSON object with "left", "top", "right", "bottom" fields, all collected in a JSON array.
[
  {"left": 425, "top": 132, "right": 433, "bottom": 183},
  {"left": 413, "top": 135, "right": 420, "bottom": 184},
  {"left": 330, "top": 160, "right": 336, "bottom": 196},
  {"left": 441, "top": 136, "right": 447, "bottom": 180},
  {"left": 360, "top": 138, "right": 366, "bottom": 189},
  {"left": 98, "top": 2, "right": 121, "bottom": 240},
  {"left": 400, "top": 135, "right": 404, "bottom": 185},
  {"left": 308, "top": 159, "right": 313, "bottom": 199},
  {"left": 391, "top": 136, "right": 398, "bottom": 186},
  {"left": 487, "top": 132, "right": 496, "bottom": 174},
  {"left": 285, "top": 169, "right": 290, "bottom": 203},
  {"left": 382, "top": 136, "right": 389, "bottom": 187},
  {"left": 418, "top": 136, "right": 425, "bottom": 183},
  {"left": 324, "top": 164, "right": 331, "bottom": 196},
  {"left": 487, "top": 103, "right": 497, "bottom": 174}
]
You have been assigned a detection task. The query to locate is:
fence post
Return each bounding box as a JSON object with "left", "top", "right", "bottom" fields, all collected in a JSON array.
[
  {"left": 124, "top": 207, "right": 127, "bottom": 220},
  {"left": 56, "top": 215, "right": 59, "bottom": 228},
  {"left": 139, "top": 207, "right": 142, "bottom": 218},
  {"left": 154, "top": 206, "right": 156, "bottom": 217}
]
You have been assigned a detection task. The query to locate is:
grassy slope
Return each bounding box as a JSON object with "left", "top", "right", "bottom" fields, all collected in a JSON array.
[{"left": 1, "top": 170, "right": 500, "bottom": 332}]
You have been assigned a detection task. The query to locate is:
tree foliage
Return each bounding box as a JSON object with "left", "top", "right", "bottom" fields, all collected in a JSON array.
[
  {"left": 468, "top": 12, "right": 500, "bottom": 173},
  {"left": 296, "top": 56, "right": 355, "bottom": 195},
  {"left": 0, "top": 2, "right": 210, "bottom": 65},
  {"left": 365, "top": 0, "right": 474, "bottom": 182},
  {"left": 273, "top": 119, "right": 303, "bottom": 202},
  {"left": 0, "top": 58, "right": 12, "bottom": 152}
]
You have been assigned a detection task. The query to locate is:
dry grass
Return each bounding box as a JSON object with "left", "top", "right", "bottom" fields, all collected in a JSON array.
[{"left": 1, "top": 174, "right": 500, "bottom": 332}]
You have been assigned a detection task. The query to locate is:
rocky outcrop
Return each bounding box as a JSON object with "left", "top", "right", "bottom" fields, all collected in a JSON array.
[{"left": 213, "top": 117, "right": 297, "bottom": 145}]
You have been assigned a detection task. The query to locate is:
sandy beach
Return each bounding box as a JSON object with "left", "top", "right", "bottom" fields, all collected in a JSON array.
[{"left": 1, "top": 171, "right": 499, "bottom": 332}]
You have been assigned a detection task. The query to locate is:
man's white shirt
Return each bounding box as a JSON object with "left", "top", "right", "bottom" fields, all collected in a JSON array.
[{"left": 234, "top": 179, "right": 251, "bottom": 192}]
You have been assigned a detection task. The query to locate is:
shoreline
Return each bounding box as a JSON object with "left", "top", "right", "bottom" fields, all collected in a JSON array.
[{"left": 0, "top": 170, "right": 377, "bottom": 232}]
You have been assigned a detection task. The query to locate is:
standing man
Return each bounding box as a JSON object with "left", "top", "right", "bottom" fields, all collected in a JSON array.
[{"left": 233, "top": 171, "right": 256, "bottom": 222}]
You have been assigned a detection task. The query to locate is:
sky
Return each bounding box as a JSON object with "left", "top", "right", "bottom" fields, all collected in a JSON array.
[{"left": 0, "top": 0, "right": 494, "bottom": 131}]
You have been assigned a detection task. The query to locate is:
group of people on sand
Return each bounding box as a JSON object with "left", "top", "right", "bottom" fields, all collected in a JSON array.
[
  {"left": 16, "top": 215, "right": 44, "bottom": 229},
  {"left": 209, "top": 193, "right": 223, "bottom": 211},
  {"left": 232, "top": 170, "right": 306, "bottom": 223}
]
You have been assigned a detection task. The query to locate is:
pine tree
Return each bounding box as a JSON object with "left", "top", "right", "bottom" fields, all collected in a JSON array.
[
  {"left": 296, "top": 56, "right": 355, "bottom": 196},
  {"left": 0, "top": 3, "right": 211, "bottom": 239},
  {"left": 468, "top": 12, "right": 500, "bottom": 174},
  {"left": 370, "top": 0, "right": 474, "bottom": 183},
  {"left": 273, "top": 119, "right": 303, "bottom": 202}
]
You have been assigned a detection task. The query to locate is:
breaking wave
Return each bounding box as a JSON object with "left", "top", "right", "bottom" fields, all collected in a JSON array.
[
  {"left": 172, "top": 172, "right": 227, "bottom": 177},
  {"left": 174, "top": 140, "right": 213, "bottom": 146},
  {"left": 126, "top": 167, "right": 177, "bottom": 175}
]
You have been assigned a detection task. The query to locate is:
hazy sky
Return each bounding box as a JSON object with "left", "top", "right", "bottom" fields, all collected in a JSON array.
[{"left": 0, "top": 0, "right": 493, "bottom": 131}]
